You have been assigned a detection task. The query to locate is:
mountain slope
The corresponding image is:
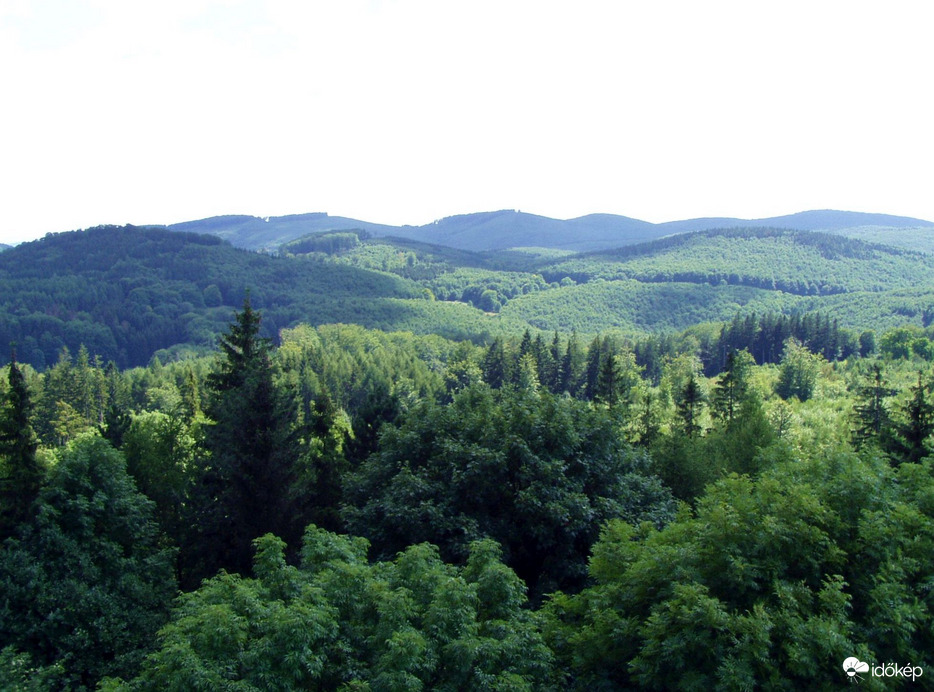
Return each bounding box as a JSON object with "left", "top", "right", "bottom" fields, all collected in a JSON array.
[
  {"left": 0, "top": 225, "right": 434, "bottom": 369},
  {"left": 538, "top": 228, "right": 934, "bottom": 296},
  {"left": 163, "top": 209, "right": 934, "bottom": 254}
]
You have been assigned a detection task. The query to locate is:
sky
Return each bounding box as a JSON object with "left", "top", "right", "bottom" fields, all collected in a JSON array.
[{"left": 1, "top": 0, "right": 933, "bottom": 245}]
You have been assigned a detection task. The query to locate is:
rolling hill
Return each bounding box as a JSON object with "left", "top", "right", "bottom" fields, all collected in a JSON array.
[
  {"left": 4, "top": 221, "right": 934, "bottom": 371},
  {"left": 160, "top": 209, "right": 934, "bottom": 254}
]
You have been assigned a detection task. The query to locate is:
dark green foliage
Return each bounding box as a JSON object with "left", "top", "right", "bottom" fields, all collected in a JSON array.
[
  {"left": 0, "top": 225, "right": 424, "bottom": 369},
  {"left": 120, "top": 529, "right": 559, "bottom": 690},
  {"left": 710, "top": 349, "right": 754, "bottom": 424},
  {"left": 851, "top": 363, "right": 896, "bottom": 451},
  {"left": 344, "top": 383, "right": 676, "bottom": 599},
  {"left": 185, "top": 299, "right": 301, "bottom": 584},
  {"left": 0, "top": 434, "right": 177, "bottom": 688},
  {"left": 676, "top": 372, "right": 705, "bottom": 438},
  {"left": 0, "top": 352, "right": 41, "bottom": 539},
  {"left": 888, "top": 372, "right": 934, "bottom": 465}
]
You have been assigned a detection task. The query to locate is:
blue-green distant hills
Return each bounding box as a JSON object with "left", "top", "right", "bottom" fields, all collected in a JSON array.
[{"left": 160, "top": 209, "right": 934, "bottom": 253}]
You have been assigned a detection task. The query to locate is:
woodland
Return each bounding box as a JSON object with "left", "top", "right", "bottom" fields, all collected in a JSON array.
[{"left": 1, "top": 223, "right": 934, "bottom": 689}]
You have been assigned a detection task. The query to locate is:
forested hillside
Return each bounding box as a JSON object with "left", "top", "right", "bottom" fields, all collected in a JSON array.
[
  {"left": 3, "top": 301, "right": 934, "bottom": 688},
  {"left": 4, "top": 225, "right": 934, "bottom": 375},
  {"left": 162, "top": 208, "right": 934, "bottom": 253}
]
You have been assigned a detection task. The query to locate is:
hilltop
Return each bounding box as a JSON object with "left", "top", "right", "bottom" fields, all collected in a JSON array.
[{"left": 160, "top": 209, "right": 934, "bottom": 253}]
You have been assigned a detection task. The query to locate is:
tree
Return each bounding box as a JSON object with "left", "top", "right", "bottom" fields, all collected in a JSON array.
[
  {"left": 775, "top": 338, "right": 822, "bottom": 402},
  {"left": 0, "top": 350, "right": 41, "bottom": 540},
  {"left": 889, "top": 372, "right": 934, "bottom": 465},
  {"left": 710, "top": 349, "right": 754, "bottom": 425},
  {"left": 0, "top": 434, "right": 177, "bottom": 688},
  {"left": 344, "top": 383, "right": 675, "bottom": 599},
  {"left": 676, "top": 372, "right": 706, "bottom": 438},
  {"left": 851, "top": 362, "right": 896, "bottom": 451},
  {"left": 119, "top": 529, "right": 559, "bottom": 690},
  {"left": 185, "top": 297, "right": 301, "bottom": 584}
]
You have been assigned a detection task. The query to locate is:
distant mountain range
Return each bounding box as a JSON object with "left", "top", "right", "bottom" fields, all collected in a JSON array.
[{"left": 160, "top": 209, "right": 934, "bottom": 253}]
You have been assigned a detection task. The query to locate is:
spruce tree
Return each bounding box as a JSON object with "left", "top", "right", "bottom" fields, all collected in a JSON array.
[
  {"left": 0, "top": 350, "right": 42, "bottom": 539},
  {"left": 676, "top": 373, "right": 705, "bottom": 438},
  {"left": 711, "top": 349, "right": 754, "bottom": 425},
  {"left": 851, "top": 363, "right": 896, "bottom": 451},
  {"left": 186, "top": 297, "right": 300, "bottom": 583},
  {"left": 890, "top": 372, "right": 934, "bottom": 465}
]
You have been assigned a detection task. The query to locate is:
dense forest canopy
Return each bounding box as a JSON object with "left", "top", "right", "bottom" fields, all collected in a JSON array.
[
  {"left": 3, "top": 224, "right": 934, "bottom": 372},
  {"left": 2, "top": 220, "right": 934, "bottom": 687}
]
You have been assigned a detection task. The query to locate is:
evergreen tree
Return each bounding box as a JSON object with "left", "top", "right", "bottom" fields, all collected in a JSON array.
[
  {"left": 676, "top": 372, "right": 705, "bottom": 438},
  {"left": 547, "top": 330, "right": 562, "bottom": 392},
  {"left": 890, "top": 372, "right": 934, "bottom": 465},
  {"left": 0, "top": 350, "right": 42, "bottom": 539},
  {"left": 851, "top": 362, "right": 895, "bottom": 451},
  {"left": 481, "top": 337, "right": 508, "bottom": 389},
  {"left": 584, "top": 335, "right": 604, "bottom": 400},
  {"left": 186, "top": 297, "right": 300, "bottom": 584},
  {"left": 596, "top": 351, "right": 620, "bottom": 405},
  {"left": 711, "top": 349, "right": 754, "bottom": 425},
  {"left": 558, "top": 333, "right": 583, "bottom": 396}
]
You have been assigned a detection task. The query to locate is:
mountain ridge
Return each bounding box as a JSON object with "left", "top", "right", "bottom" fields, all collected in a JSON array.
[{"left": 160, "top": 209, "right": 934, "bottom": 253}]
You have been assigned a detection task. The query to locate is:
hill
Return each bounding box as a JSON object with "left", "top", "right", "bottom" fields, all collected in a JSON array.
[
  {"left": 271, "top": 227, "right": 934, "bottom": 335},
  {"left": 0, "top": 225, "right": 454, "bottom": 369},
  {"left": 538, "top": 228, "right": 934, "bottom": 295},
  {"left": 5, "top": 223, "right": 934, "bottom": 371},
  {"left": 162, "top": 209, "right": 934, "bottom": 253}
]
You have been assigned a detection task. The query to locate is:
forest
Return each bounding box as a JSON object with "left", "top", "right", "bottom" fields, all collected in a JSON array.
[
  {"left": 4, "top": 225, "right": 934, "bottom": 373},
  {"left": 2, "top": 290, "right": 934, "bottom": 689}
]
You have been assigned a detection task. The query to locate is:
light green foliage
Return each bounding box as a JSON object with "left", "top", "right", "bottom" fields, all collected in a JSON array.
[
  {"left": 544, "top": 229, "right": 934, "bottom": 294},
  {"left": 122, "top": 410, "right": 200, "bottom": 541},
  {"left": 544, "top": 450, "right": 934, "bottom": 690},
  {"left": 775, "top": 338, "right": 824, "bottom": 402},
  {"left": 120, "top": 529, "right": 558, "bottom": 690},
  {"left": 0, "top": 434, "right": 177, "bottom": 688}
]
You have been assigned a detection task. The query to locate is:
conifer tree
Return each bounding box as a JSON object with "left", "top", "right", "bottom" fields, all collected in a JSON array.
[
  {"left": 711, "top": 349, "right": 754, "bottom": 425},
  {"left": 890, "top": 372, "right": 934, "bottom": 465},
  {"left": 851, "top": 363, "right": 896, "bottom": 451},
  {"left": 676, "top": 372, "right": 705, "bottom": 438},
  {"left": 481, "top": 337, "right": 508, "bottom": 389},
  {"left": 186, "top": 296, "right": 300, "bottom": 583},
  {"left": 0, "top": 350, "right": 42, "bottom": 539}
]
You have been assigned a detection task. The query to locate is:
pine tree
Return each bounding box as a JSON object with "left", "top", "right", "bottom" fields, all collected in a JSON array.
[
  {"left": 851, "top": 363, "right": 895, "bottom": 451},
  {"left": 891, "top": 372, "right": 934, "bottom": 465},
  {"left": 481, "top": 337, "right": 508, "bottom": 389},
  {"left": 186, "top": 297, "right": 300, "bottom": 584},
  {"left": 711, "top": 349, "right": 754, "bottom": 425},
  {"left": 0, "top": 350, "right": 42, "bottom": 539},
  {"left": 596, "top": 351, "right": 620, "bottom": 405},
  {"left": 676, "top": 373, "right": 705, "bottom": 438}
]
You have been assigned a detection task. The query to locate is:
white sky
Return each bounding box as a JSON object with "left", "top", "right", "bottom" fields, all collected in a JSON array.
[{"left": 1, "top": 0, "right": 932, "bottom": 244}]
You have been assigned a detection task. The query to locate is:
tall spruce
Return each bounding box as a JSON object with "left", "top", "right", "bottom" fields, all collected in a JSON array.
[
  {"left": 187, "top": 297, "right": 300, "bottom": 583},
  {"left": 0, "top": 350, "right": 42, "bottom": 539},
  {"left": 711, "top": 349, "right": 754, "bottom": 425},
  {"left": 891, "top": 372, "right": 934, "bottom": 465},
  {"left": 851, "top": 363, "right": 896, "bottom": 451},
  {"left": 676, "top": 372, "right": 705, "bottom": 438}
]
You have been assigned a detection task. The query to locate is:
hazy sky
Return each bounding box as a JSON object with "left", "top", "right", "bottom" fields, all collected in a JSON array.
[{"left": 2, "top": 0, "right": 932, "bottom": 244}]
